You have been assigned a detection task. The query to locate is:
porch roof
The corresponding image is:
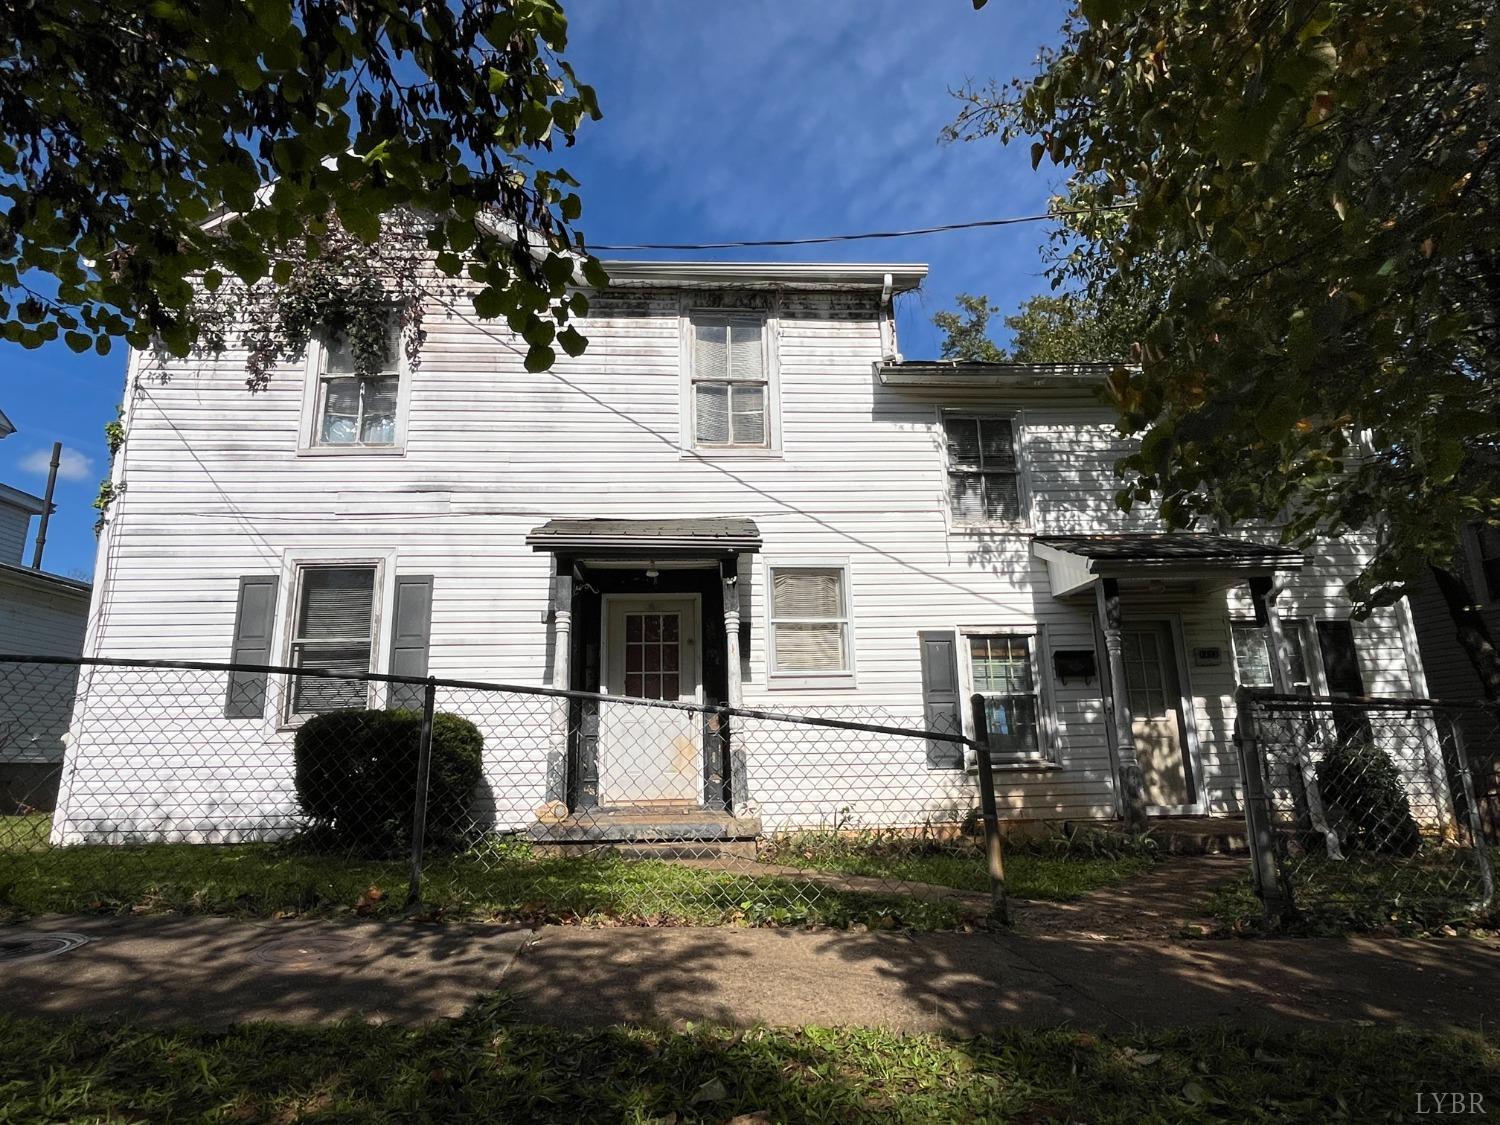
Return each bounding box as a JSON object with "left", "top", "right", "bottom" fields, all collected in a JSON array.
[
  {"left": 1032, "top": 533, "right": 1304, "bottom": 597},
  {"left": 526, "top": 517, "right": 762, "bottom": 556}
]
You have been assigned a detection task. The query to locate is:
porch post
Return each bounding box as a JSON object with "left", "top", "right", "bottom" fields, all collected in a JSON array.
[
  {"left": 721, "top": 557, "right": 743, "bottom": 707},
  {"left": 1096, "top": 576, "right": 1147, "bottom": 831},
  {"left": 1249, "top": 575, "right": 1342, "bottom": 860},
  {"left": 544, "top": 565, "right": 574, "bottom": 811},
  {"left": 720, "top": 556, "right": 750, "bottom": 814}
]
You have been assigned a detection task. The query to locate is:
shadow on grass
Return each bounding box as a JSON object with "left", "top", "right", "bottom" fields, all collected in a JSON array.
[{"left": 0, "top": 998, "right": 1495, "bottom": 1122}]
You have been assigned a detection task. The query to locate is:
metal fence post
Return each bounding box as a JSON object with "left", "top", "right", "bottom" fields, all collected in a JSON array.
[
  {"left": 1446, "top": 718, "right": 1496, "bottom": 912},
  {"left": 970, "top": 693, "right": 1009, "bottom": 924},
  {"left": 1234, "top": 689, "right": 1293, "bottom": 922},
  {"left": 406, "top": 678, "right": 437, "bottom": 909}
]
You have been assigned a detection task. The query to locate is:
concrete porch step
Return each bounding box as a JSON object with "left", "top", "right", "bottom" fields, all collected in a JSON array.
[{"left": 528, "top": 805, "right": 762, "bottom": 857}]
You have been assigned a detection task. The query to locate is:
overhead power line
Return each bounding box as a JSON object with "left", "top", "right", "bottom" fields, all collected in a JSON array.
[{"left": 587, "top": 203, "right": 1136, "bottom": 251}]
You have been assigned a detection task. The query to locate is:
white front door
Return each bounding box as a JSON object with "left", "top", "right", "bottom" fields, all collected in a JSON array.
[{"left": 599, "top": 595, "right": 703, "bottom": 805}]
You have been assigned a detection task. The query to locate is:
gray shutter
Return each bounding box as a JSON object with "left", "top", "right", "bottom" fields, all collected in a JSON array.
[
  {"left": 387, "top": 575, "right": 434, "bottom": 710},
  {"left": 919, "top": 630, "right": 964, "bottom": 769},
  {"left": 225, "top": 576, "right": 278, "bottom": 718}
]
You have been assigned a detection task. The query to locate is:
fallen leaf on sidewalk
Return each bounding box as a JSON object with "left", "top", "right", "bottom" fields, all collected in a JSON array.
[{"left": 690, "top": 1078, "right": 728, "bottom": 1104}]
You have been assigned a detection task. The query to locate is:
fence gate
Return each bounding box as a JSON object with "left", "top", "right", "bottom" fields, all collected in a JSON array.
[{"left": 1234, "top": 687, "right": 1498, "bottom": 927}]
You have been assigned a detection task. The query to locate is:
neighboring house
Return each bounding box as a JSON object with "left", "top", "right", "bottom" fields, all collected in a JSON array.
[
  {"left": 55, "top": 260, "right": 1434, "bottom": 844},
  {"left": 0, "top": 481, "right": 91, "bottom": 812}
]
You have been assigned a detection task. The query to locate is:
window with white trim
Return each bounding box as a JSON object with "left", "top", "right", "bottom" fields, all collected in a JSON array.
[
  {"left": 689, "top": 315, "right": 770, "bottom": 449},
  {"left": 943, "top": 415, "right": 1022, "bottom": 524},
  {"left": 969, "top": 634, "right": 1042, "bottom": 756},
  {"left": 313, "top": 338, "right": 399, "bottom": 448},
  {"left": 769, "top": 566, "right": 850, "bottom": 675},
  {"left": 287, "top": 565, "right": 377, "bottom": 717},
  {"left": 1231, "top": 619, "right": 1313, "bottom": 693}
]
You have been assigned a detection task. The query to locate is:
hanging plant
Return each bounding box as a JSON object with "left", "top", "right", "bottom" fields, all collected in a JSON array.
[{"left": 188, "top": 211, "right": 449, "bottom": 392}]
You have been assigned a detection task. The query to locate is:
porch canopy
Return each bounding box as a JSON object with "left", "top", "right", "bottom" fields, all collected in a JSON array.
[
  {"left": 525, "top": 517, "right": 761, "bottom": 560},
  {"left": 1032, "top": 532, "right": 1303, "bottom": 599}
]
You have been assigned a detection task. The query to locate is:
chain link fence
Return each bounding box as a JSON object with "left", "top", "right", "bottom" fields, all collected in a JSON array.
[
  {"left": 0, "top": 655, "right": 1009, "bottom": 928},
  {"left": 1235, "top": 687, "right": 1499, "bottom": 929}
]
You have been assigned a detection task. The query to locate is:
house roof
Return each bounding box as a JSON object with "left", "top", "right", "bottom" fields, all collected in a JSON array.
[
  {"left": 1032, "top": 533, "right": 1304, "bottom": 598},
  {"left": 600, "top": 261, "right": 927, "bottom": 292},
  {"left": 526, "top": 517, "right": 762, "bottom": 556},
  {"left": 877, "top": 360, "right": 1121, "bottom": 389},
  {"left": 0, "top": 560, "right": 91, "bottom": 597},
  {"left": 0, "top": 482, "right": 47, "bottom": 515},
  {"left": 0, "top": 407, "right": 14, "bottom": 439}
]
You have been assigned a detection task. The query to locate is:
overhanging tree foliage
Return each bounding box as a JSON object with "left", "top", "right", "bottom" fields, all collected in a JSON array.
[
  {"left": 956, "top": 0, "right": 1499, "bottom": 694},
  {"left": 1, "top": 0, "right": 602, "bottom": 373}
]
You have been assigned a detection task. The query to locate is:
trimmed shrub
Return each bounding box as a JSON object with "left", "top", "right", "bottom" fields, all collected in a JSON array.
[
  {"left": 292, "top": 709, "right": 483, "bottom": 854},
  {"left": 1315, "top": 739, "right": 1423, "bottom": 856}
]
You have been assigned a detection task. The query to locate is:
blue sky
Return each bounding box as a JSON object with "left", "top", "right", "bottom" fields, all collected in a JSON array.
[{"left": 0, "top": 0, "right": 1069, "bottom": 581}]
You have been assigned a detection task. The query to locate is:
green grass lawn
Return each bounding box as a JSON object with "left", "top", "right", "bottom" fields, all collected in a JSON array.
[
  {"left": 1, "top": 1003, "right": 1493, "bottom": 1123},
  {"left": 1203, "top": 848, "right": 1499, "bottom": 935},
  {"left": 0, "top": 812, "right": 52, "bottom": 852},
  {"left": 761, "top": 828, "right": 1158, "bottom": 902},
  {"left": 0, "top": 838, "right": 975, "bottom": 930}
]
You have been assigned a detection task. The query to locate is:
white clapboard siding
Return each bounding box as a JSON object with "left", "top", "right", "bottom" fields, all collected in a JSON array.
[
  {"left": 1, "top": 568, "right": 90, "bottom": 763},
  {"left": 56, "top": 281, "right": 1426, "bottom": 840},
  {"left": 0, "top": 505, "right": 32, "bottom": 566}
]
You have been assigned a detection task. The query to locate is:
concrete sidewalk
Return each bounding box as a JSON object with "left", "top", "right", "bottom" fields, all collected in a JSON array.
[{"left": 2, "top": 914, "right": 1495, "bottom": 1034}]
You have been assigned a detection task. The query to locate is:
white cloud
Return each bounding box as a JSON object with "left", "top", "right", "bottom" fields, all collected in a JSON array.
[{"left": 19, "top": 446, "right": 94, "bottom": 482}]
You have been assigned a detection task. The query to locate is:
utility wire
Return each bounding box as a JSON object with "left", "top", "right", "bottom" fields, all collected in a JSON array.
[{"left": 587, "top": 203, "right": 1135, "bottom": 251}]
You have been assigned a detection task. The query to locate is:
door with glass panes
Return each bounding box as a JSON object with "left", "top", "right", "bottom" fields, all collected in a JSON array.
[
  {"left": 1121, "top": 622, "right": 1195, "bottom": 809},
  {"left": 598, "top": 595, "right": 703, "bottom": 805}
]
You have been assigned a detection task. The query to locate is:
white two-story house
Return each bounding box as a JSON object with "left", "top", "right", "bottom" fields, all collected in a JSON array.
[{"left": 53, "top": 260, "right": 1433, "bottom": 845}]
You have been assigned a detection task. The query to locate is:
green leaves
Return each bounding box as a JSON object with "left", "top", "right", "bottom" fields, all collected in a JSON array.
[
  {"left": 953, "top": 0, "right": 1498, "bottom": 610},
  {"left": 3, "top": 0, "right": 600, "bottom": 371}
]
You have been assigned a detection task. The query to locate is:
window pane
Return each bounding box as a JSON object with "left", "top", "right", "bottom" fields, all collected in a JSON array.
[
  {"left": 772, "top": 568, "right": 844, "bottom": 619},
  {"left": 971, "top": 635, "right": 1032, "bottom": 694},
  {"left": 988, "top": 695, "right": 1039, "bottom": 754},
  {"left": 727, "top": 322, "right": 764, "bottom": 381},
  {"left": 297, "top": 568, "right": 375, "bottom": 641},
  {"left": 694, "top": 322, "right": 729, "bottom": 379},
  {"left": 979, "top": 418, "right": 1016, "bottom": 468},
  {"left": 695, "top": 384, "right": 730, "bottom": 444},
  {"left": 730, "top": 384, "right": 766, "bottom": 445},
  {"left": 983, "top": 472, "right": 1021, "bottom": 522},
  {"left": 774, "top": 622, "right": 846, "bottom": 672},
  {"left": 944, "top": 417, "right": 982, "bottom": 468},
  {"left": 292, "top": 642, "right": 370, "bottom": 714},
  {"left": 947, "top": 474, "right": 986, "bottom": 522},
  {"left": 360, "top": 376, "right": 399, "bottom": 444},
  {"left": 319, "top": 378, "right": 360, "bottom": 444}
]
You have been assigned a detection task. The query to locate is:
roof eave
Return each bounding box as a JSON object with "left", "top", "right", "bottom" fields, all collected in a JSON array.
[{"left": 600, "top": 261, "right": 927, "bottom": 292}]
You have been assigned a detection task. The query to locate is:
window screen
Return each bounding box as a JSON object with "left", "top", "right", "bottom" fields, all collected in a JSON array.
[
  {"left": 289, "top": 566, "right": 376, "bottom": 715},
  {"left": 770, "top": 567, "right": 849, "bottom": 673},
  {"left": 944, "top": 416, "right": 1020, "bottom": 523}
]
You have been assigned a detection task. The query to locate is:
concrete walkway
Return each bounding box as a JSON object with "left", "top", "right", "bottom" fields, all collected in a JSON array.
[{"left": 2, "top": 913, "right": 1495, "bottom": 1035}]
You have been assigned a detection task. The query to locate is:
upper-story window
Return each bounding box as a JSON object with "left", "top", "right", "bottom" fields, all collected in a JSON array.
[
  {"left": 315, "top": 339, "right": 399, "bottom": 447},
  {"left": 686, "top": 314, "right": 778, "bottom": 452},
  {"left": 300, "top": 332, "right": 407, "bottom": 455},
  {"left": 943, "top": 414, "right": 1023, "bottom": 525}
]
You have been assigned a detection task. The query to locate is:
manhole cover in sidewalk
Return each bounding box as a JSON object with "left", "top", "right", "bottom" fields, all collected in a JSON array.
[
  {"left": 0, "top": 932, "right": 90, "bottom": 964},
  {"left": 248, "top": 934, "right": 370, "bottom": 970}
]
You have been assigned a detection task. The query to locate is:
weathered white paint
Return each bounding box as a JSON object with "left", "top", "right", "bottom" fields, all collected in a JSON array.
[{"left": 54, "top": 266, "right": 1429, "bottom": 841}]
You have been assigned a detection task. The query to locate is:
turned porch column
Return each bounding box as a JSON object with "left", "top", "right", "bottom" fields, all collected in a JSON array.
[
  {"left": 544, "top": 566, "right": 574, "bottom": 811},
  {"left": 1096, "top": 576, "right": 1148, "bottom": 830}
]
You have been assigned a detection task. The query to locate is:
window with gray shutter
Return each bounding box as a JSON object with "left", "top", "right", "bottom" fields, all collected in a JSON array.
[
  {"left": 387, "top": 575, "right": 433, "bottom": 710},
  {"left": 691, "top": 316, "right": 769, "bottom": 448},
  {"left": 944, "top": 415, "right": 1021, "bottom": 524},
  {"left": 225, "top": 576, "right": 278, "bottom": 718},
  {"left": 769, "top": 566, "right": 850, "bottom": 674},
  {"left": 288, "top": 566, "right": 376, "bottom": 717},
  {"left": 918, "top": 631, "right": 963, "bottom": 769}
]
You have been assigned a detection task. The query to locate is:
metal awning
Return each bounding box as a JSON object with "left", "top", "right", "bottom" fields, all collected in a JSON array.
[
  {"left": 526, "top": 517, "right": 762, "bottom": 557},
  {"left": 1032, "top": 533, "right": 1304, "bottom": 598}
]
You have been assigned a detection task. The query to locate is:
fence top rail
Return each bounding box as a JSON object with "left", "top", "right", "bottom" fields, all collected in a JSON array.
[
  {"left": 0, "top": 652, "right": 975, "bottom": 746},
  {"left": 1236, "top": 687, "right": 1500, "bottom": 714}
]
